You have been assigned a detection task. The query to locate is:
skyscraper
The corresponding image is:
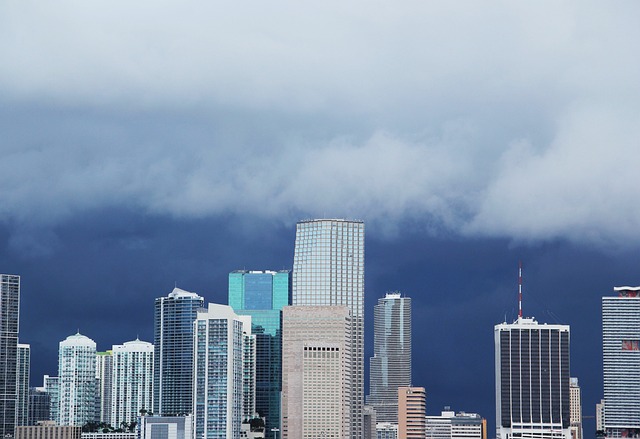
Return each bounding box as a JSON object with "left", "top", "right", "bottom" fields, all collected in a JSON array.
[
  {"left": 602, "top": 286, "right": 640, "bottom": 438},
  {"left": 16, "top": 343, "right": 30, "bottom": 427},
  {"left": 111, "top": 339, "right": 154, "bottom": 427},
  {"left": 27, "top": 387, "right": 50, "bottom": 426},
  {"left": 1, "top": 274, "right": 20, "bottom": 437},
  {"left": 368, "top": 293, "right": 411, "bottom": 424},
  {"left": 153, "top": 287, "right": 204, "bottom": 416},
  {"left": 292, "top": 218, "right": 365, "bottom": 438},
  {"left": 281, "top": 305, "right": 352, "bottom": 439},
  {"left": 569, "top": 378, "right": 582, "bottom": 439},
  {"left": 58, "top": 333, "right": 97, "bottom": 426},
  {"left": 495, "top": 317, "right": 570, "bottom": 439},
  {"left": 398, "top": 387, "right": 425, "bottom": 439},
  {"left": 192, "top": 304, "right": 251, "bottom": 439},
  {"left": 228, "top": 269, "right": 290, "bottom": 432},
  {"left": 43, "top": 376, "right": 58, "bottom": 423},
  {"left": 95, "top": 351, "right": 113, "bottom": 426}
]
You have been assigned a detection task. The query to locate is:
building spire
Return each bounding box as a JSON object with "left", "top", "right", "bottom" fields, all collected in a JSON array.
[{"left": 518, "top": 261, "right": 523, "bottom": 319}]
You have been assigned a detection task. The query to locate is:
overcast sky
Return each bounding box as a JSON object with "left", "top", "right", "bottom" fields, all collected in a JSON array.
[{"left": 2, "top": 1, "right": 640, "bottom": 436}]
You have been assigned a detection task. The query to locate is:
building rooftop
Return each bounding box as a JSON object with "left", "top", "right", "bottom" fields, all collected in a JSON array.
[
  {"left": 167, "top": 287, "right": 201, "bottom": 299},
  {"left": 60, "top": 332, "right": 96, "bottom": 347}
]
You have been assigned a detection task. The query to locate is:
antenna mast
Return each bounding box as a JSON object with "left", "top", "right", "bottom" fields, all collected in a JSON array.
[{"left": 518, "top": 261, "right": 523, "bottom": 319}]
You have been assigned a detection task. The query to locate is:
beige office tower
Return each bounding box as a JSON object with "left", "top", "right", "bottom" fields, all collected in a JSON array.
[
  {"left": 569, "top": 378, "right": 582, "bottom": 439},
  {"left": 281, "top": 306, "right": 352, "bottom": 439},
  {"left": 293, "top": 219, "right": 365, "bottom": 439},
  {"left": 398, "top": 387, "right": 426, "bottom": 439}
]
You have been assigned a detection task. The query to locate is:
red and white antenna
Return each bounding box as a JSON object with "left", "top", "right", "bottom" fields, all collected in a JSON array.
[{"left": 518, "top": 261, "right": 523, "bottom": 319}]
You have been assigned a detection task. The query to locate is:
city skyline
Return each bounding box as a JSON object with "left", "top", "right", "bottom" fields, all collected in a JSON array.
[
  {"left": 2, "top": 3, "right": 640, "bottom": 438},
  {"left": 2, "top": 232, "right": 634, "bottom": 437}
]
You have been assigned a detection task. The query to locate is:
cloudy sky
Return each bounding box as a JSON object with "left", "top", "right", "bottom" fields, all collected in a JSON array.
[{"left": 2, "top": 1, "right": 640, "bottom": 435}]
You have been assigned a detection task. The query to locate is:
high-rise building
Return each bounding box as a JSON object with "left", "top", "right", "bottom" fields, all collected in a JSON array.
[
  {"left": 27, "top": 388, "right": 50, "bottom": 426},
  {"left": 153, "top": 288, "right": 204, "bottom": 416},
  {"left": 1, "top": 274, "right": 20, "bottom": 437},
  {"left": 368, "top": 293, "right": 411, "bottom": 424},
  {"left": 241, "top": 330, "right": 256, "bottom": 422},
  {"left": 16, "top": 343, "right": 30, "bottom": 427},
  {"left": 42, "top": 377, "right": 58, "bottom": 423},
  {"left": 111, "top": 339, "right": 153, "bottom": 427},
  {"left": 281, "top": 306, "right": 352, "bottom": 439},
  {"left": 602, "top": 286, "right": 640, "bottom": 438},
  {"left": 192, "top": 304, "right": 251, "bottom": 439},
  {"left": 398, "top": 386, "right": 425, "bottom": 439},
  {"left": 569, "top": 378, "right": 582, "bottom": 439},
  {"left": 228, "top": 270, "right": 290, "bottom": 431},
  {"left": 95, "top": 351, "right": 113, "bottom": 426},
  {"left": 57, "top": 333, "right": 97, "bottom": 426},
  {"left": 495, "top": 316, "right": 570, "bottom": 439},
  {"left": 292, "top": 218, "right": 365, "bottom": 438}
]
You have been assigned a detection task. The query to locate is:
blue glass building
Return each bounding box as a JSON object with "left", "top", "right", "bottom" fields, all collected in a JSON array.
[
  {"left": 228, "top": 270, "right": 290, "bottom": 432},
  {"left": 153, "top": 288, "right": 204, "bottom": 416}
]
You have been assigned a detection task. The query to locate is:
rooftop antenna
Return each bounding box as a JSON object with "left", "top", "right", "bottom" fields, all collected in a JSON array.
[{"left": 518, "top": 261, "right": 523, "bottom": 319}]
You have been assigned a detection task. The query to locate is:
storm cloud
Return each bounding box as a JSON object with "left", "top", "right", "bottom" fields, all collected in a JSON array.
[{"left": 2, "top": 1, "right": 640, "bottom": 248}]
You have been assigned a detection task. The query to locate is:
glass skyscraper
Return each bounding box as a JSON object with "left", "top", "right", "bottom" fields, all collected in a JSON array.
[
  {"left": 495, "top": 316, "right": 570, "bottom": 439},
  {"left": 16, "top": 343, "right": 30, "bottom": 427},
  {"left": 0, "top": 274, "right": 20, "bottom": 437},
  {"left": 228, "top": 270, "right": 290, "bottom": 432},
  {"left": 153, "top": 287, "right": 204, "bottom": 416},
  {"left": 368, "top": 293, "right": 411, "bottom": 424},
  {"left": 292, "top": 219, "right": 365, "bottom": 438},
  {"left": 602, "top": 286, "right": 640, "bottom": 438}
]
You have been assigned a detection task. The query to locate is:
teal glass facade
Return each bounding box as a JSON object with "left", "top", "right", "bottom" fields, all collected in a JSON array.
[{"left": 228, "top": 270, "right": 290, "bottom": 432}]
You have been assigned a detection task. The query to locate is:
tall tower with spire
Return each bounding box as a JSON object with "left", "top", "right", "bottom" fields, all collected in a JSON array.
[{"left": 494, "top": 265, "right": 571, "bottom": 439}]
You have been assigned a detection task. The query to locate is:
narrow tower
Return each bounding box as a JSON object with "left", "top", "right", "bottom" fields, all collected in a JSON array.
[
  {"left": 602, "top": 286, "right": 640, "bottom": 437},
  {"left": 367, "top": 293, "right": 411, "bottom": 423},
  {"left": 0, "top": 274, "right": 20, "bottom": 436}
]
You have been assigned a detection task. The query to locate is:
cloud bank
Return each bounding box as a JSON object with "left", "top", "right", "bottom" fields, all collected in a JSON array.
[{"left": 1, "top": 1, "right": 640, "bottom": 247}]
